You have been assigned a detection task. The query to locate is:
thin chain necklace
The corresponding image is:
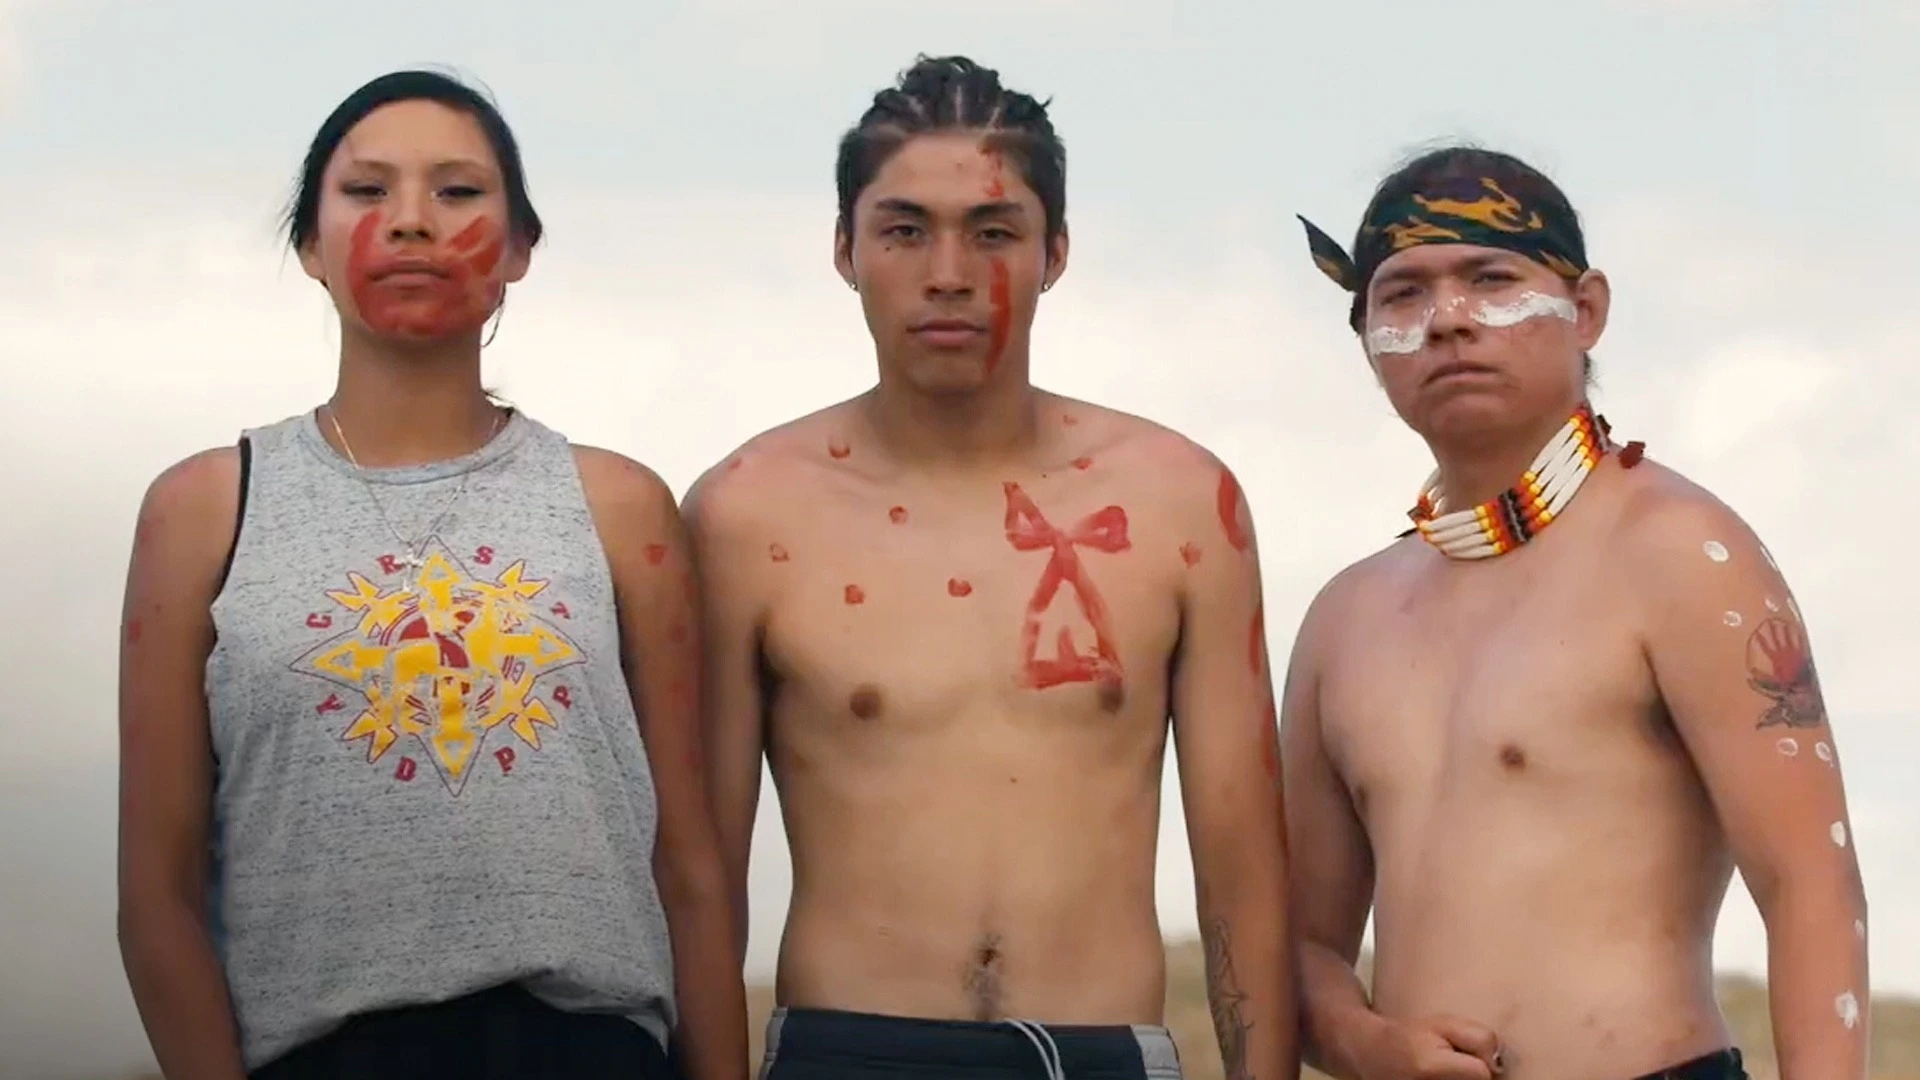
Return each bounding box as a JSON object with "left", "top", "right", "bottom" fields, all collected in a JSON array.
[{"left": 324, "top": 401, "right": 505, "bottom": 593}]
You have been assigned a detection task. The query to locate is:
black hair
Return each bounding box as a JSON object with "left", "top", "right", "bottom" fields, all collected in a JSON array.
[
  {"left": 835, "top": 54, "right": 1066, "bottom": 244},
  {"left": 1360, "top": 143, "right": 1594, "bottom": 383},
  {"left": 281, "top": 69, "right": 544, "bottom": 252}
]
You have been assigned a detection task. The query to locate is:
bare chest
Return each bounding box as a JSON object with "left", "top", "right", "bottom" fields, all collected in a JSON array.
[
  {"left": 758, "top": 480, "right": 1184, "bottom": 734},
  {"left": 1319, "top": 551, "right": 1669, "bottom": 818}
]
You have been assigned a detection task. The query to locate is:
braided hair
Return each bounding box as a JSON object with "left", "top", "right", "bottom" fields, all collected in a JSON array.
[{"left": 835, "top": 55, "right": 1066, "bottom": 244}]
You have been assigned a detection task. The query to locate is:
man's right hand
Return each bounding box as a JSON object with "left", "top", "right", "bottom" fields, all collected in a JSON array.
[{"left": 1352, "top": 1013, "right": 1505, "bottom": 1080}]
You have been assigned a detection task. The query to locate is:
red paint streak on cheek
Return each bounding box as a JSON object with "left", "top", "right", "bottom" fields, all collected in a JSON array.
[
  {"left": 889, "top": 506, "right": 909, "bottom": 524},
  {"left": 986, "top": 259, "right": 1012, "bottom": 373},
  {"left": 344, "top": 209, "right": 384, "bottom": 313},
  {"left": 948, "top": 578, "right": 973, "bottom": 597},
  {"left": 844, "top": 584, "right": 866, "bottom": 605},
  {"left": 644, "top": 543, "right": 668, "bottom": 566},
  {"left": 828, "top": 439, "right": 851, "bottom": 459},
  {"left": 1180, "top": 542, "right": 1202, "bottom": 567},
  {"left": 1217, "top": 468, "right": 1251, "bottom": 551},
  {"left": 447, "top": 217, "right": 488, "bottom": 254}
]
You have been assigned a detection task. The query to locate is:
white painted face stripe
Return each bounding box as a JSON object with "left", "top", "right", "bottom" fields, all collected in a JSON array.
[
  {"left": 1364, "top": 290, "right": 1572, "bottom": 361},
  {"left": 1365, "top": 318, "right": 1428, "bottom": 358},
  {"left": 1471, "top": 290, "right": 1578, "bottom": 328}
]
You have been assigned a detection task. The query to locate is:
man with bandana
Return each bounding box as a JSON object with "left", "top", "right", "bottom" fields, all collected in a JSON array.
[{"left": 1280, "top": 146, "right": 1868, "bottom": 1080}]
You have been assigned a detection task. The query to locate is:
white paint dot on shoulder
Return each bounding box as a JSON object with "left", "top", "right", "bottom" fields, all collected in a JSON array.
[
  {"left": 1836, "top": 990, "right": 1860, "bottom": 1029},
  {"left": 1830, "top": 821, "right": 1849, "bottom": 848},
  {"left": 1723, "top": 610, "right": 1744, "bottom": 628},
  {"left": 1776, "top": 738, "right": 1800, "bottom": 757},
  {"left": 1703, "top": 540, "right": 1730, "bottom": 562},
  {"left": 1815, "top": 741, "right": 1834, "bottom": 765},
  {"left": 1855, "top": 919, "right": 1867, "bottom": 940},
  {"left": 1765, "top": 596, "right": 1781, "bottom": 613}
]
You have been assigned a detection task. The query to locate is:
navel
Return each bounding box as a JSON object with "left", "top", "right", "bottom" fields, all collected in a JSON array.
[{"left": 1498, "top": 743, "right": 1528, "bottom": 771}]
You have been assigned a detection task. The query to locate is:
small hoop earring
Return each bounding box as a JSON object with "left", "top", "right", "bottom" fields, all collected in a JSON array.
[{"left": 483, "top": 296, "right": 507, "bottom": 348}]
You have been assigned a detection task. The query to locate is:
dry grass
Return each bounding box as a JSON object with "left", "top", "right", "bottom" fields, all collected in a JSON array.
[{"left": 742, "top": 940, "right": 1919, "bottom": 1080}]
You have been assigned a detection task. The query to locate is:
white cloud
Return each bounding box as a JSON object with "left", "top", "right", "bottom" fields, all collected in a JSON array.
[{"left": 3, "top": 172, "right": 1916, "bottom": 1076}]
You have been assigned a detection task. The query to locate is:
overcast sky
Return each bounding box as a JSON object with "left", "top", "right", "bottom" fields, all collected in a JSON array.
[{"left": 2, "top": 1, "right": 1915, "bottom": 1076}]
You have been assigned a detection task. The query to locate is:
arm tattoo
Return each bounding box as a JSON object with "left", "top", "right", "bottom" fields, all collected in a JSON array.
[
  {"left": 1745, "top": 617, "right": 1827, "bottom": 729},
  {"left": 1203, "top": 914, "right": 1254, "bottom": 1080}
]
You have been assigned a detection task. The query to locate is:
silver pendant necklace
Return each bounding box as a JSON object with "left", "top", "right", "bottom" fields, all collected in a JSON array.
[{"left": 324, "top": 402, "right": 504, "bottom": 594}]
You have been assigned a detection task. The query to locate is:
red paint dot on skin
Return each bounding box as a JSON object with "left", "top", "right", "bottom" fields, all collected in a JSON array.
[
  {"left": 769, "top": 543, "right": 791, "bottom": 563},
  {"left": 1072, "top": 456, "right": 1093, "bottom": 471},
  {"left": 844, "top": 584, "right": 866, "bottom": 605},
  {"left": 889, "top": 506, "right": 908, "bottom": 524},
  {"left": 726, "top": 457, "right": 744, "bottom": 472},
  {"left": 1062, "top": 414, "right": 1079, "bottom": 427},
  {"left": 828, "top": 439, "right": 851, "bottom": 459},
  {"left": 124, "top": 618, "right": 142, "bottom": 644},
  {"left": 644, "top": 543, "right": 668, "bottom": 566},
  {"left": 948, "top": 578, "right": 973, "bottom": 597},
  {"left": 1180, "top": 542, "right": 1202, "bottom": 567}
]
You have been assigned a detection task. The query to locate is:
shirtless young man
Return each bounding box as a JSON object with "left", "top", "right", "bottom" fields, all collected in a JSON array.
[
  {"left": 1281, "top": 147, "right": 1870, "bottom": 1080},
  {"left": 684, "top": 55, "right": 1296, "bottom": 1080}
]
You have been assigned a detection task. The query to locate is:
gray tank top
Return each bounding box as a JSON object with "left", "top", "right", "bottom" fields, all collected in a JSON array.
[{"left": 204, "top": 408, "right": 675, "bottom": 1069}]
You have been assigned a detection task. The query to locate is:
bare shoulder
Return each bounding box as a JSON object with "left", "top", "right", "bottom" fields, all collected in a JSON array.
[
  {"left": 681, "top": 400, "right": 860, "bottom": 541},
  {"left": 569, "top": 444, "right": 678, "bottom": 525},
  {"left": 137, "top": 445, "right": 243, "bottom": 568},
  {"left": 1301, "top": 538, "right": 1419, "bottom": 653},
  {"left": 1607, "top": 459, "right": 1781, "bottom": 585},
  {"left": 1061, "top": 399, "right": 1251, "bottom": 532}
]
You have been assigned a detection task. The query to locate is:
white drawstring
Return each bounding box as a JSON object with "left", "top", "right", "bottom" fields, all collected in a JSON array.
[{"left": 1002, "top": 1018, "right": 1066, "bottom": 1080}]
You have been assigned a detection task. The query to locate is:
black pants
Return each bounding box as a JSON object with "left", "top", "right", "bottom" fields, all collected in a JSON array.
[
  {"left": 759, "top": 1007, "right": 1184, "bottom": 1079},
  {"left": 251, "top": 983, "right": 676, "bottom": 1080},
  {"left": 1637, "top": 1048, "right": 1747, "bottom": 1080}
]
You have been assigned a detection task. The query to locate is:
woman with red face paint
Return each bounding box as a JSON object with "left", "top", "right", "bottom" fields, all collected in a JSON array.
[{"left": 115, "top": 70, "right": 747, "bottom": 1080}]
